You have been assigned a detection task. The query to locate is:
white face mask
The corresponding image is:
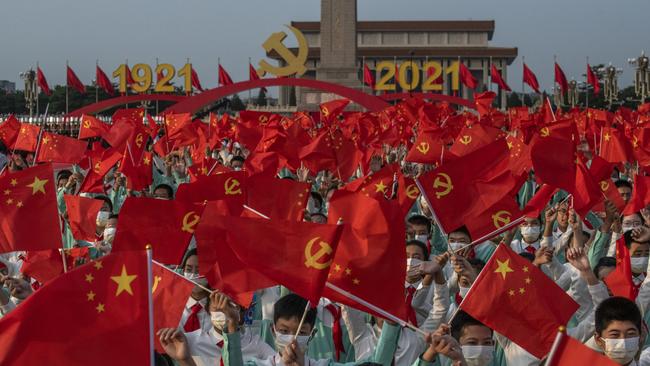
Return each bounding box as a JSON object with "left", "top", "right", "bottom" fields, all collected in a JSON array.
[
  {"left": 521, "top": 226, "right": 541, "bottom": 241},
  {"left": 183, "top": 271, "right": 200, "bottom": 280},
  {"left": 406, "top": 258, "right": 422, "bottom": 270},
  {"left": 622, "top": 225, "right": 637, "bottom": 233},
  {"left": 462, "top": 345, "right": 495, "bottom": 366},
  {"left": 96, "top": 211, "right": 110, "bottom": 226},
  {"left": 458, "top": 286, "right": 470, "bottom": 299},
  {"left": 103, "top": 227, "right": 116, "bottom": 242},
  {"left": 274, "top": 332, "right": 310, "bottom": 353},
  {"left": 630, "top": 256, "right": 649, "bottom": 273},
  {"left": 414, "top": 234, "right": 429, "bottom": 244},
  {"left": 603, "top": 337, "right": 639, "bottom": 365},
  {"left": 211, "top": 311, "right": 227, "bottom": 332},
  {"left": 449, "top": 241, "right": 466, "bottom": 252}
]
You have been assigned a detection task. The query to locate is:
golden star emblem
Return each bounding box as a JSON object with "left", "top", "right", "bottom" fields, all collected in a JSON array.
[
  {"left": 494, "top": 259, "right": 514, "bottom": 280},
  {"left": 508, "top": 289, "right": 515, "bottom": 296},
  {"left": 345, "top": 268, "right": 352, "bottom": 276},
  {"left": 94, "top": 261, "right": 103, "bottom": 270},
  {"left": 111, "top": 265, "right": 137, "bottom": 296},
  {"left": 143, "top": 157, "right": 151, "bottom": 165},
  {"left": 375, "top": 180, "right": 388, "bottom": 193},
  {"left": 334, "top": 264, "right": 342, "bottom": 272},
  {"left": 522, "top": 266, "right": 529, "bottom": 273},
  {"left": 10, "top": 179, "right": 17, "bottom": 187},
  {"left": 4, "top": 189, "right": 11, "bottom": 195},
  {"left": 87, "top": 291, "right": 96, "bottom": 301},
  {"left": 519, "top": 287, "right": 526, "bottom": 294},
  {"left": 525, "top": 277, "right": 532, "bottom": 284},
  {"left": 96, "top": 303, "right": 105, "bottom": 313},
  {"left": 6, "top": 198, "right": 13, "bottom": 205},
  {"left": 42, "top": 136, "right": 50, "bottom": 145},
  {"left": 604, "top": 133, "right": 611, "bottom": 141},
  {"left": 16, "top": 201, "right": 23, "bottom": 208},
  {"left": 26, "top": 176, "right": 48, "bottom": 195},
  {"left": 85, "top": 274, "right": 94, "bottom": 283},
  {"left": 353, "top": 278, "right": 360, "bottom": 285}
]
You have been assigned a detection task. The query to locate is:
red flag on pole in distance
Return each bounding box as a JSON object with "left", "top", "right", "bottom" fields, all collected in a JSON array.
[
  {"left": 459, "top": 61, "right": 478, "bottom": 89},
  {"left": 67, "top": 65, "right": 86, "bottom": 94},
  {"left": 37, "top": 67, "right": 52, "bottom": 96},
  {"left": 96, "top": 65, "right": 115, "bottom": 96},
  {"left": 249, "top": 63, "right": 267, "bottom": 93},
  {"left": 555, "top": 62, "right": 569, "bottom": 93},
  {"left": 523, "top": 63, "right": 541, "bottom": 93},
  {"left": 190, "top": 67, "right": 204, "bottom": 92},
  {"left": 218, "top": 64, "right": 234, "bottom": 86},
  {"left": 363, "top": 64, "right": 376, "bottom": 90},
  {"left": 490, "top": 64, "right": 511, "bottom": 91},
  {"left": 587, "top": 64, "right": 601, "bottom": 95}
]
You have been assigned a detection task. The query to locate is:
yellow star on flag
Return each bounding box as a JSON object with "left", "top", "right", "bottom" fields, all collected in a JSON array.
[
  {"left": 94, "top": 261, "right": 103, "bottom": 270},
  {"left": 111, "top": 265, "right": 137, "bottom": 296},
  {"left": 96, "top": 303, "right": 105, "bottom": 313},
  {"left": 10, "top": 179, "right": 17, "bottom": 187},
  {"left": 494, "top": 259, "right": 514, "bottom": 280},
  {"left": 85, "top": 274, "right": 94, "bottom": 283},
  {"left": 604, "top": 133, "right": 611, "bottom": 141},
  {"left": 375, "top": 180, "right": 387, "bottom": 193},
  {"left": 26, "top": 176, "right": 48, "bottom": 195},
  {"left": 87, "top": 291, "right": 96, "bottom": 301}
]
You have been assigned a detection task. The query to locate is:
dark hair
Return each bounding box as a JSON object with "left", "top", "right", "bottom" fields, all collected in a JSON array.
[
  {"left": 231, "top": 156, "right": 245, "bottom": 164},
  {"left": 450, "top": 310, "right": 491, "bottom": 340},
  {"left": 595, "top": 297, "right": 642, "bottom": 335},
  {"left": 406, "top": 239, "right": 429, "bottom": 259},
  {"left": 614, "top": 179, "right": 633, "bottom": 190},
  {"left": 273, "top": 293, "right": 317, "bottom": 328},
  {"left": 153, "top": 184, "right": 174, "bottom": 199},
  {"left": 56, "top": 169, "right": 72, "bottom": 182},
  {"left": 594, "top": 256, "right": 616, "bottom": 279},
  {"left": 518, "top": 252, "right": 535, "bottom": 262},
  {"left": 309, "top": 192, "right": 323, "bottom": 208},
  {"left": 181, "top": 248, "right": 198, "bottom": 269},
  {"left": 108, "top": 214, "right": 119, "bottom": 220},
  {"left": 468, "top": 258, "right": 486, "bottom": 272},
  {"left": 95, "top": 195, "right": 113, "bottom": 213},
  {"left": 450, "top": 226, "right": 472, "bottom": 242},
  {"left": 407, "top": 215, "right": 431, "bottom": 229}
]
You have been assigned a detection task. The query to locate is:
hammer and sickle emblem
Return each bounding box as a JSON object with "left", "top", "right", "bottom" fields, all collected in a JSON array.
[
  {"left": 224, "top": 177, "right": 242, "bottom": 195},
  {"left": 432, "top": 173, "right": 453, "bottom": 199},
  {"left": 83, "top": 120, "right": 91, "bottom": 129},
  {"left": 181, "top": 211, "right": 201, "bottom": 234},
  {"left": 151, "top": 275, "right": 162, "bottom": 294},
  {"left": 459, "top": 135, "right": 472, "bottom": 145},
  {"left": 258, "top": 25, "right": 309, "bottom": 77},
  {"left": 304, "top": 237, "right": 333, "bottom": 270},
  {"left": 633, "top": 136, "right": 639, "bottom": 148},
  {"left": 540, "top": 127, "right": 550, "bottom": 137},
  {"left": 416, "top": 142, "right": 430, "bottom": 154},
  {"left": 491, "top": 210, "right": 512, "bottom": 229},
  {"left": 405, "top": 184, "right": 420, "bottom": 200},
  {"left": 135, "top": 133, "right": 144, "bottom": 148},
  {"left": 258, "top": 115, "right": 269, "bottom": 125},
  {"left": 600, "top": 181, "right": 610, "bottom": 192},
  {"left": 321, "top": 106, "right": 330, "bottom": 117},
  {"left": 93, "top": 162, "right": 101, "bottom": 173}
]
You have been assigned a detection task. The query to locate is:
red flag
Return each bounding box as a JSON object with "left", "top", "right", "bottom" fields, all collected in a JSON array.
[
  {"left": 524, "top": 185, "right": 559, "bottom": 217},
  {"left": 459, "top": 61, "right": 478, "bottom": 90},
  {"left": 112, "top": 197, "right": 204, "bottom": 264},
  {"left": 587, "top": 64, "right": 601, "bottom": 95},
  {"left": 64, "top": 195, "right": 104, "bottom": 242},
  {"left": 20, "top": 249, "right": 64, "bottom": 284},
  {"left": 604, "top": 238, "right": 639, "bottom": 300},
  {"left": 197, "top": 210, "right": 344, "bottom": 304},
  {"left": 13, "top": 123, "right": 41, "bottom": 152},
  {"left": 522, "top": 63, "right": 541, "bottom": 93},
  {"left": 0, "top": 251, "right": 151, "bottom": 365},
  {"left": 0, "top": 115, "right": 21, "bottom": 147},
  {"left": 176, "top": 171, "right": 246, "bottom": 213},
  {"left": 79, "top": 114, "right": 110, "bottom": 140},
  {"left": 119, "top": 150, "right": 153, "bottom": 191},
  {"left": 490, "top": 64, "right": 511, "bottom": 91},
  {"left": 320, "top": 99, "right": 350, "bottom": 124},
  {"left": 530, "top": 134, "right": 577, "bottom": 193},
  {"left": 475, "top": 91, "right": 497, "bottom": 117},
  {"left": 96, "top": 65, "right": 115, "bottom": 96},
  {"left": 37, "top": 67, "right": 52, "bottom": 96},
  {"left": 78, "top": 149, "right": 123, "bottom": 193},
  {"left": 249, "top": 63, "right": 267, "bottom": 93},
  {"left": 598, "top": 127, "right": 634, "bottom": 164},
  {"left": 554, "top": 62, "right": 569, "bottom": 93},
  {"left": 247, "top": 174, "right": 311, "bottom": 221},
  {"left": 67, "top": 65, "right": 86, "bottom": 94},
  {"left": 218, "top": 64, "right": 234, "bottom": 86},
  {"left": 36, "top": 132, "right": 87, "bottom": 164},
  {"left": 152, "top": 261, "right": 194, "bottom": 352},
  {"left": 363, "top": 64, "right": 376, "bottom": 90},
  {"left": 125, "top": 64, "right": 135, "bottom": 86},
  {"left": 623, "top": 175, "right": 650, "bottom": 216},
  {"left": 0, "top": 164, "right": 63, "bottom": 253},
  {"left": 460, "top": 244, "right": 579, "bottom": 359},
  {"left": 405, "top": 128, "right": 446, "bottom": 165},
  {"left": 546, "top": 330, "right": 618, "bottom": 366},
  {"left": 449, "top": 123, "right": 504, "bottom": 157},
  {"left": 190, "top": 67, "right": 204, "bottom": 92}
]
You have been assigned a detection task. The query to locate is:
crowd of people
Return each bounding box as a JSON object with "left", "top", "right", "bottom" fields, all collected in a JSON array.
[{"left": 1, "top": 95, "right": 650, "bottom": 366}]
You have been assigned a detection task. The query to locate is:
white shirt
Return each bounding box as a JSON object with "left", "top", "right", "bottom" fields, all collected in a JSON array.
[
  {"left": 180, "top": 296, "right": 212, "bottom": 334},
  {"left": 185, "top": 326, "right": 275, "bottom": 366}
]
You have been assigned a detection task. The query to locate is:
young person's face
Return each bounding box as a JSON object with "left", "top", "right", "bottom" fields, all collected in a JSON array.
[
  {"left": 618, "top": 186, "right": 632, "bottom": 203},
  {"left": 459, "top": 325, "right": 494, "bottom": 346},
  {"left": 274, "top": 316, "right": 313, "bottom": 337},
  {"left": 596, "top": 320, "right": 642, "bottom": 364},
  {"left": 406, "top": 245, "right": 425, "bottom": 260}
]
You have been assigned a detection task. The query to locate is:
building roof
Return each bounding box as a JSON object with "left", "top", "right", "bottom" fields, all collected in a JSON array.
[{"left": 291, "top": 20, "right": 496, "bottom": 39}]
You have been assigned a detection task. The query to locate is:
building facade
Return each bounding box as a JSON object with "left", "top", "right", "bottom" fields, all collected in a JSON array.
[{"left": 0, "top": 80, "right": 16, "bottom": 93}]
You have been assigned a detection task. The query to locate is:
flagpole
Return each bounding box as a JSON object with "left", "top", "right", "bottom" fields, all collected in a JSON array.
[
  {"left": 36, "top": 61, "right": 40, "bottom": 118},
  {"left": 488, "top": 57, "right": 493, "bottom": 92},
  {"left": 95, "top": 60, "right": 99, "bottom": 104},
  {"left": 248, "top": 57, "right": 252, "bottom": 105},
  {"left": 293, "top": 301, "right": 311, "bottom": 340},
  {"left": 145, "top": 245, "right": 155, "bottom": 366},
  {"left": 31, "top": 128, "right": 44, "bottom": 166},
  {"left": 155, "top": 57, "right": 159, "bottom": 116},
  {"left": 521, "top": 56, "right": 526, "bottom": 107},
  {"left": 545, "top": 327, "right": 566, "bottom": 365},
  {"left": 65, "top": 60, "right": 69, "bottom": 115},
  {"left": 414, "top": 178, "right": 450, "bottom": 248},
  {"left": 125, "top": 58, "right": 129, "bottom": 109},
  {"left": 585, "top": 57, "right": 590, "bottom": 109},
  {"left": 362, "top": 56, "right": 366, "bottom": 94}
]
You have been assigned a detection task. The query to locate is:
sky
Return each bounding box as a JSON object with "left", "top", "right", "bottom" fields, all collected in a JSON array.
[{"left": 1, "top": 0, "right": 649, "bottom": 94}]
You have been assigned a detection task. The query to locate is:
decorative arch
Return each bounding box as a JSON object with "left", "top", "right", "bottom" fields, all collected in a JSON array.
[
  {"left": 378, "top": 92, "right": 475, "bottom": 109},
  {"left": 66, "top": 94, "right": 187, "bottom": 117},
  {"left": 163, "top": 78, "right": 391, "bottom": 115}
]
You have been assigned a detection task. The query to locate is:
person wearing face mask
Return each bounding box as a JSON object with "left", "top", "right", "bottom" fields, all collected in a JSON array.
[
  {"left": 615, "top": 180, "right": 633, "bottom": 204},
  {"left": 510, "top": 217, "right": 543, "bottom": 255},
  {"left": 406, "top": 240, "right": 435, "bottom": 327},
  {"left": 95, "top": 214, "right": 118, "bottom": 256},
  {"left": 424, "top": 312, "right": 495, "bottom": 366},
  {"left": 179, "top": 249, "right": 212, "bottom": 335},
  {"left": 594, "top": 297, "right": 645, "bottom": 365},
  {"left": 221, "top": 294, "right": 401, "bottom": 366},
  {"left": 152, "top": 183, "right": 174, "bottom": 200},
  {"left": 407, "top": 215, "right": 432, "bottom": 252},
  {"left": 230, "top": 156, "right": 245, "bottom": 171}
]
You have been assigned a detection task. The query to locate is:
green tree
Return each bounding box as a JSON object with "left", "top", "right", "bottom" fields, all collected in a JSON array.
[
  {"left": 230, "top": 94, "right": 245, "bottom": 111},
  {"left": 256, "top": 88, "right": 267, "bottom": 106}
]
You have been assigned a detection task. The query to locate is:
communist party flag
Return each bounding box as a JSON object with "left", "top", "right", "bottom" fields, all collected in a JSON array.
[
  {"left": 587, "top": 64, "right": 601, "bottom": 95},
  {"left": 96, "top": 65, "right": 115, "bottom": 96},
  {"left": 522, "top": 63, "right": 541, "bottom": 93},
  {"left": 405, "top": 128, "right": 445, "bottom": 165},
  {"left": 0, "top": 164, "right": 62, "bottom": 253},
  {"left": 64, "top": 194, "right": 105, "bottom": 242},
  {"left": 13, "top": 123, "right": 40, "bottom": 152},
  {"left": 490, "top": 64, "right": 511, "bottom": 91},
  {"left": 218, "top": 64, "right": 234, "bottom": 86},
  {"left": 0, "top": 251, "right": 151, "bottom": 365},
  {"left": 324, "top": 191, "right": 408, "bottom": 321},
  {"left": 363, "top": 64, "right": 375, "bottom": 90},
  {"left": 37, "top": 67, "right": 52, "bottom": 96},
  {"left": 320, "top": 99, "right": 350, "bottom": 124},
  {"left": 458, "top": 61, "right": 478, "bottom": 90},
  {"left": 78, "top": 148, "right": 123, "bottom": 193},
  {"left": 112, "top": 197, "right": 205, "bottom": 264},
  {"left": 67, "top": 65, "right": 86, "bottom": 94},
  {"left": 79, "top": 114, "right": 110, "bottom": 139},
  {"left": 465, "top": 196, "right": 523, "bottom": 242},
  {"left": 36, "top": 131, "right": 87, "bottom": 164},
  {"left": 554, "top": 62, "right": 569, "bottom": 93},
  {"left": 460, "top": 244, "right": 579, "bottom": 359},
  {"left": 247, "top": 174, "right": 311, "bottom": 221},
  {"left": 546, "top": 329, "right": 618, "bottom": 366},
  {"left": 604, "top": 238, "right": 638, "bottom": 301},
  {"left": 0, "top": 115, "right": 20, "bottom": 147},
  {"left": 176, "top": 171, "right": 246, "bottom": 215},
  {"left": 199, "top": 211, "right": 344, "bottom": 304},
  {"left": 474, "top": 91, "right": 497, "bottom": 117}
]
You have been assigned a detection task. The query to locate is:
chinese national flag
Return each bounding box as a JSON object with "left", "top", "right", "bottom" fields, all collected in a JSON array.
[
  {"left": 78, "top": 148, "right": 123, "bottom": 193},
  {"left": 96, "top": 65, "right": 115, "bottom": 96},
  {"left": 320, "top": 99, "right": 350, "bottom": 124},
  {"left": 0, "top": 251, "right": 151, "bottom": 365},
  {"left": 64, "top": 194, "right": 104, "bottom": 242},
  {"left": 0, "top": 164, "right": 63, "bottom": 253},
  {"left": 164, "top": 113, "right": 192, "bottom": 140},
  {"left": 524, "top": 185, "right": 558, "bottom": 217},
  {"left": 623, "top": 175, "right": 650, "bottom": 215},
  {"left": 152, "top": 261, "right": 194, "bottom": 352},
  {"left": 475, "top": 91, "right": 497, "bottom": 117},
  {"left": 363, "top": 64, "right": 375, "bottom": 90},
  {"left": 37, "top": 67, "right": 52, "bottom": 96},
  {"left": 343, "top": 164, "right": 398, "bottom": 200},
  {"left": 36, "top": 132, "right": 87, "bottom": 164},
  {"left": 323, "top": 191, "right": 408, "bottom": 321},
  {"left": 13, "top": 123, "right": 41, "bottom": 152},
  {"left": 522, "top": 63, "right": 541, "bottom": 93},
  {"left": 218, "top": 64, "right": 234, "bottom": 86},
  {"left": 546, "top": 331, "right": 618, "bottom": 366},
  {"left": 587, "top": 64, "right": 601, "bottom": 95},
  {"left": 459, "top": 61, "right": 478, "bottom": 90},
  {"left": 604, "top": 238, "right": 638, "bottom": 301},
  {"left": 247, "top": 174, "right": 311, "bottom": 221},
  {"left": 554, "top": 62, "right": 569, "bottom": 93},
  {"left": 0, "top": 115, "right": 21, "bottom": 147},
  {"left": 197, "top": 211, "right": 344, "bottom": 304},
  {"left": 66, "top": 65, "right": 86, "bottom": 94},
  {"left": 190, "top": 67, "right": 204, "bottom": 92},
  {"left": 119, "top": 150, "right": 153, "bottom": 191},
  {"left": 20, "top": 249, "right": 64, "bottom": 284},
  {"left": 460, "top": 244, "right": 579, "bottom": 359},
  {"left": 506, "top": 135, "right": 532, "bottom": 176},
  {"left": 490, "top": 64, "right": 511, "bottom": 91},
  {"left": 598, "top": 127, "right": 634, "bottom": 164},
  {"left": 112, "top": 197, "right": 205, "bottom": 264},
  {"left": 405, "top": 128, "right": 446, "bottom": 165},
  {"left": 79, "top": 114, "right": 110, "bottom": 140},
  {"left": 298, "top": 131, "right": 337, "bottom": 174}
]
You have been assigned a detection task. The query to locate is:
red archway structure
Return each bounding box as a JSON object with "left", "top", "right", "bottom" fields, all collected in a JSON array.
[
  {"left": 66, "top": 94, "right": 187, "bottom": 117},
  {"left": 378, "top": 92, "right": 475, "bottom": 109},
  {"left": 163, "top": 78, "right": 391, "bottom": 115}
]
